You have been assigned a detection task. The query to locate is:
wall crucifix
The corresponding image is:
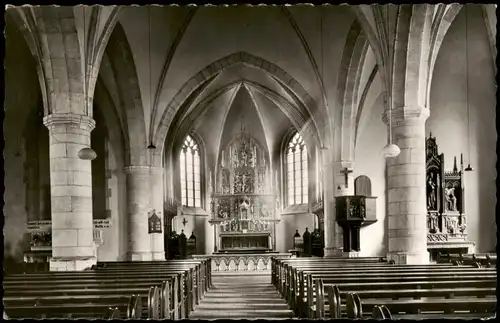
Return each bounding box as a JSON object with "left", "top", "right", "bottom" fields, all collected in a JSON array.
[
  {"left": 340, "top": 167, "right": 354, "bottom": 188},
  {"left": 182, "top": 218, "right": 188, "bottom": 227}
]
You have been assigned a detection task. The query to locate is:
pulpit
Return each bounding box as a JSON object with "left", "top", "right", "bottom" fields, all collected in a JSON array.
[
  {"left": 335, "top": 196, "right": 377, "bottom": 252},
  {"left": 425, "top": 134, "right": 474, "bottom": 262}
]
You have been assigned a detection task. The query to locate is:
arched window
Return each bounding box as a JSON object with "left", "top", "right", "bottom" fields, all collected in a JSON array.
[
  {"left": 180, "top": 135, "right": 201, "bottom": 208},
  {"left": 286, "top": 132, "right": 308, "bottom": 206}
]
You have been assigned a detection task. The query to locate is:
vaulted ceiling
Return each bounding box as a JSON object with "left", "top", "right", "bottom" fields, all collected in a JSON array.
[
  {"left": 99, "top": 5, "right": 361, "bottom": 155},
  {"left": 6, "top": 4, "right": 496, "bottom": 167}
]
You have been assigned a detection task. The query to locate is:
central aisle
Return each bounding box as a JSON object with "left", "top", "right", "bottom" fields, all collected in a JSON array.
[{"left": 189, "top": 271, "right": 294, "bottom": 320}]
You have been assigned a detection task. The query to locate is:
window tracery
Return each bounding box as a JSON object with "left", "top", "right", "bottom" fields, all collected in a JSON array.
[
  {"left": 180, "top": 135, "right": 201, "bottom": 208},
  {"left": 286, "top": 132, "right": 308, "bottom": 206}
]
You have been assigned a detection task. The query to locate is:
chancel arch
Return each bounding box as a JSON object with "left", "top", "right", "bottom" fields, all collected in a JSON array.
[{"left": 153, "top": 51, "right": 323, "bottom": 152}]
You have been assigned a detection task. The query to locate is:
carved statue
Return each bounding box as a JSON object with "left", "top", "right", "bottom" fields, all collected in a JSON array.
[
  {"left": 241, "top": 150, "right": 247, "bottom": 167},
  {"left": 245, "top": 174, "right": 253, "bottom": 193},
  {"left": 241, "top": 174, "right": 247, "bottom": 192},
  {"left": 427, "top": 214, "right": 439, "bottom": 233},
  {"left": 446, "top": 216, "right": 458, "bottom": 234},
  {"left": 445, "top": 187, "right": 457, "bottom": 211},
  {"left": 426, "top": 174, "right": 437, "bottom": 210}
]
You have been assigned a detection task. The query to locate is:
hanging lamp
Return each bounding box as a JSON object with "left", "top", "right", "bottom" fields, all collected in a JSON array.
[
  {"left": 79, "top": 7, "right": 97, "bottom": 161},
  {"left": 382, "top": 7, "right": 400, "bottom": 159},
  {"left": 147, "top": 6, "right": 157, "bottom": 150},
  {"left": 382, "top": 95, "right": 401, "bottom": 158},
  {"left": 319, "top": 7, "right": 328, "bottom": 152},
  {"left": 464, "top": 6, "right": 473, "bottom": 171}
]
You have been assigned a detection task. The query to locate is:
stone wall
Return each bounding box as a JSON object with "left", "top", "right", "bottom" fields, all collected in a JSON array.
[
  {"left": 354, "top": 90, "right": 387, "bottom": 257},
  {"left": 427, "top": 7, "right": 496, "bottom": 252}
]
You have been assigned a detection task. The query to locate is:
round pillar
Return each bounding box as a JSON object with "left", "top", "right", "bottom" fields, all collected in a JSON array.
[
  {"left": 124, "top": 165, "right": 153, "bottom": 261},
  {"left": 384, "top": 106, "right": 430, "bottom": 265},
  {"left": 43, "top": 114, "right": 96, "bottom": 271}
]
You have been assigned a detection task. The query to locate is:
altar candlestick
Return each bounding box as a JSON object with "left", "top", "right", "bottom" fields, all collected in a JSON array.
[{"left": 221, "top": 150, "right": 225, "bottom": 167}]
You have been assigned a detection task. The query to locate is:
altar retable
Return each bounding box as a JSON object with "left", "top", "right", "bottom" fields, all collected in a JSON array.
[{"left": 195, "top": 122, "right": 291, "bottom": 271}]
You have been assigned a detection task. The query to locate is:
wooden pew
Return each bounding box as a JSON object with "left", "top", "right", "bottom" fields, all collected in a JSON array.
[
  {"left": 342, "top": 291, "right": 496, "bottom": 319},
  {"left": 274, "top": 257, "right": 496, "bottom": 319},
  {"left": 438, "top": 253, "right": 497, "bottom": 267},
  {"left": 302, "top": 269, "right": 496, "bottom": 319},
  {"left": 271, "top": 257, "right": 392, "bottom": 291},
  {"left": 95, "top": 260, "right": 211, "bottom": 313},
  {"left": 95, "top": 261, "right": 211, "bottom": 297},
  {"left": 4, "top": 275, "right": 176, "bottom": 319},
  {"left": 4, "top": 259, "right": 210, "bottom": 320},
  {"left": 272, "top": 257, "right": 453, "bottom": 300}
]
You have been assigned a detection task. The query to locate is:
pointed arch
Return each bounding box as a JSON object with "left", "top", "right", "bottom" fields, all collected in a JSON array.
[
  {"left": 6, "top": 6, "right": 122, "bottom": 116},
  {"left": 153, "top": 51, "right": 322, "bottom": 152},
  {"left": 105, "top": 22, "right": 148, "bottom": 166},
  {"left": 336, "top": 19, "right": 370, "bottom": 162}
]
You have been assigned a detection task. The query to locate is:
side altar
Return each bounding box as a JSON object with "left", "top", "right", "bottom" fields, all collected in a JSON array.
[
  {"left": 425, "top": 134, "right": 474, "bottom": 262},
  {"left": 208, "top": 126, "right": 282, "bottom": 257}
]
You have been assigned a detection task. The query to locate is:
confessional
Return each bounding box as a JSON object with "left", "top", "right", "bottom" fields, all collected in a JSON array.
[{"left": 425, "top": 134, "right": 474, "bottom": 262}]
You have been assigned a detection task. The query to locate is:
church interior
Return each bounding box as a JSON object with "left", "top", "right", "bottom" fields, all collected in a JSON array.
[{"left": 3, "top": 4, "right": 497, "bottom": 320}]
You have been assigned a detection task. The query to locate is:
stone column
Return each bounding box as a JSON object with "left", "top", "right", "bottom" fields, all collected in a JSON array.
[
  {"left": 384, "top": 106, "right": 430, "bottom": 265},
  {"left": 124, "top": 165, "right": 153, "bottom": 261},
  {"left": 43, "top": 114, "right": 96, "bottom": 271},
  {"left": 333, "top": 161, "right": 356, "bottom": 257},
  {"left": 150, "top": 166, "right": 165, "bottom": 260},
  {"left": 323, "top": 160, "right": 342, "bottom": 257}
]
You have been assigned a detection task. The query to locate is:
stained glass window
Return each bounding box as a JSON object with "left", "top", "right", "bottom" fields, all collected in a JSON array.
[
  {"left": 181, "top": 135, "right": 201, "bottom": 207},
  {"left": 286, "top": 132, "right": 308, "bottom": 206}
]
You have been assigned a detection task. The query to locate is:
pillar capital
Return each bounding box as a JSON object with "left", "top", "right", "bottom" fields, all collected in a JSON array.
[
  {"left": 123, "top": 165, "right": 152, "bottom": 175},
  {"left": 43, "top": 113, "right": 95, "bottom": 132},
  {"left": 382, "top": 106, "right": 430, "bottom": 125}
]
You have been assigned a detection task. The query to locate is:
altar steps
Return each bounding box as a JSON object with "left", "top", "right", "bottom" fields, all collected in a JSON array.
[{"left": 189, "top": 273, "right": 293, "bottom": 320}]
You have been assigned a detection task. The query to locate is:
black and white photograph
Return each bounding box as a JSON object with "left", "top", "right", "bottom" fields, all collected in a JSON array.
[{"left": 2, "top": 3, "right": 497, "bottom": 320}]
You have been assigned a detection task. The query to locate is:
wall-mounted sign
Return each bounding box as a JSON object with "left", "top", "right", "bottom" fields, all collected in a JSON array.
[
  {"left": 148, "top": 211, "right": 162, "bottom": 234},
  {"left": 26, "top": 221, "right": 52, "bottom": 232},
  {"left": 93, "top": 219, "right": 111, "bottom": 229},
  {"left": 26, "top": 219, "right": 112, "bottom": 232}
]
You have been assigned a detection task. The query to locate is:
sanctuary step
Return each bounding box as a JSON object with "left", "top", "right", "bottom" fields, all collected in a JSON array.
[{"left": 189, "top": 272, "right": 293, "bottom": 320}]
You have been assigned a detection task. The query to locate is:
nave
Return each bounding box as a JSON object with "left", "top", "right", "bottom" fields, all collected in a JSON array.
[{"left": 3, "top": 254, "right": 496, "bottom": 320}]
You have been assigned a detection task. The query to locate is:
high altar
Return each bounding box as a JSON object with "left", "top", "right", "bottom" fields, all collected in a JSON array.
[{"left": 208, "top": 129, "right": 280, "bottom": 254}]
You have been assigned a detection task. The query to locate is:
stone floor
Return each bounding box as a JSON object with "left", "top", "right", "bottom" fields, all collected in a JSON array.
[{"left": 189, "top": 271, "right": 294, "bottom": 320}]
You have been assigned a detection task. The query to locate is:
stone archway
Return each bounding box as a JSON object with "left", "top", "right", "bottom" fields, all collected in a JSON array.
[{"left": 153, "top": 51, "right": 322, "bottom": 151}]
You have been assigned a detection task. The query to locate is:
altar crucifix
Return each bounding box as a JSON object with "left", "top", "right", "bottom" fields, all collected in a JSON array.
[{"left": 340, "top": 167, "right": 354, "bottom": 188}]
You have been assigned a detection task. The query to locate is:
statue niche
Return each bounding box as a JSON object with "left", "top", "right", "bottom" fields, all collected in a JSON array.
[{"left": 425, "top": 133, "right": 473, "bottom": 261}]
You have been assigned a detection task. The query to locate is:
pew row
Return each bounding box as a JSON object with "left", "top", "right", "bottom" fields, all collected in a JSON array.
[
  {"left": 271, "top": 257, "right": 497, "bottom": 319},
  {"left": 437, "top": 253, "right": 497, "bottom": 267},
  {"left": 3, "top": 259, "right": 211, "bottom": 320}
]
